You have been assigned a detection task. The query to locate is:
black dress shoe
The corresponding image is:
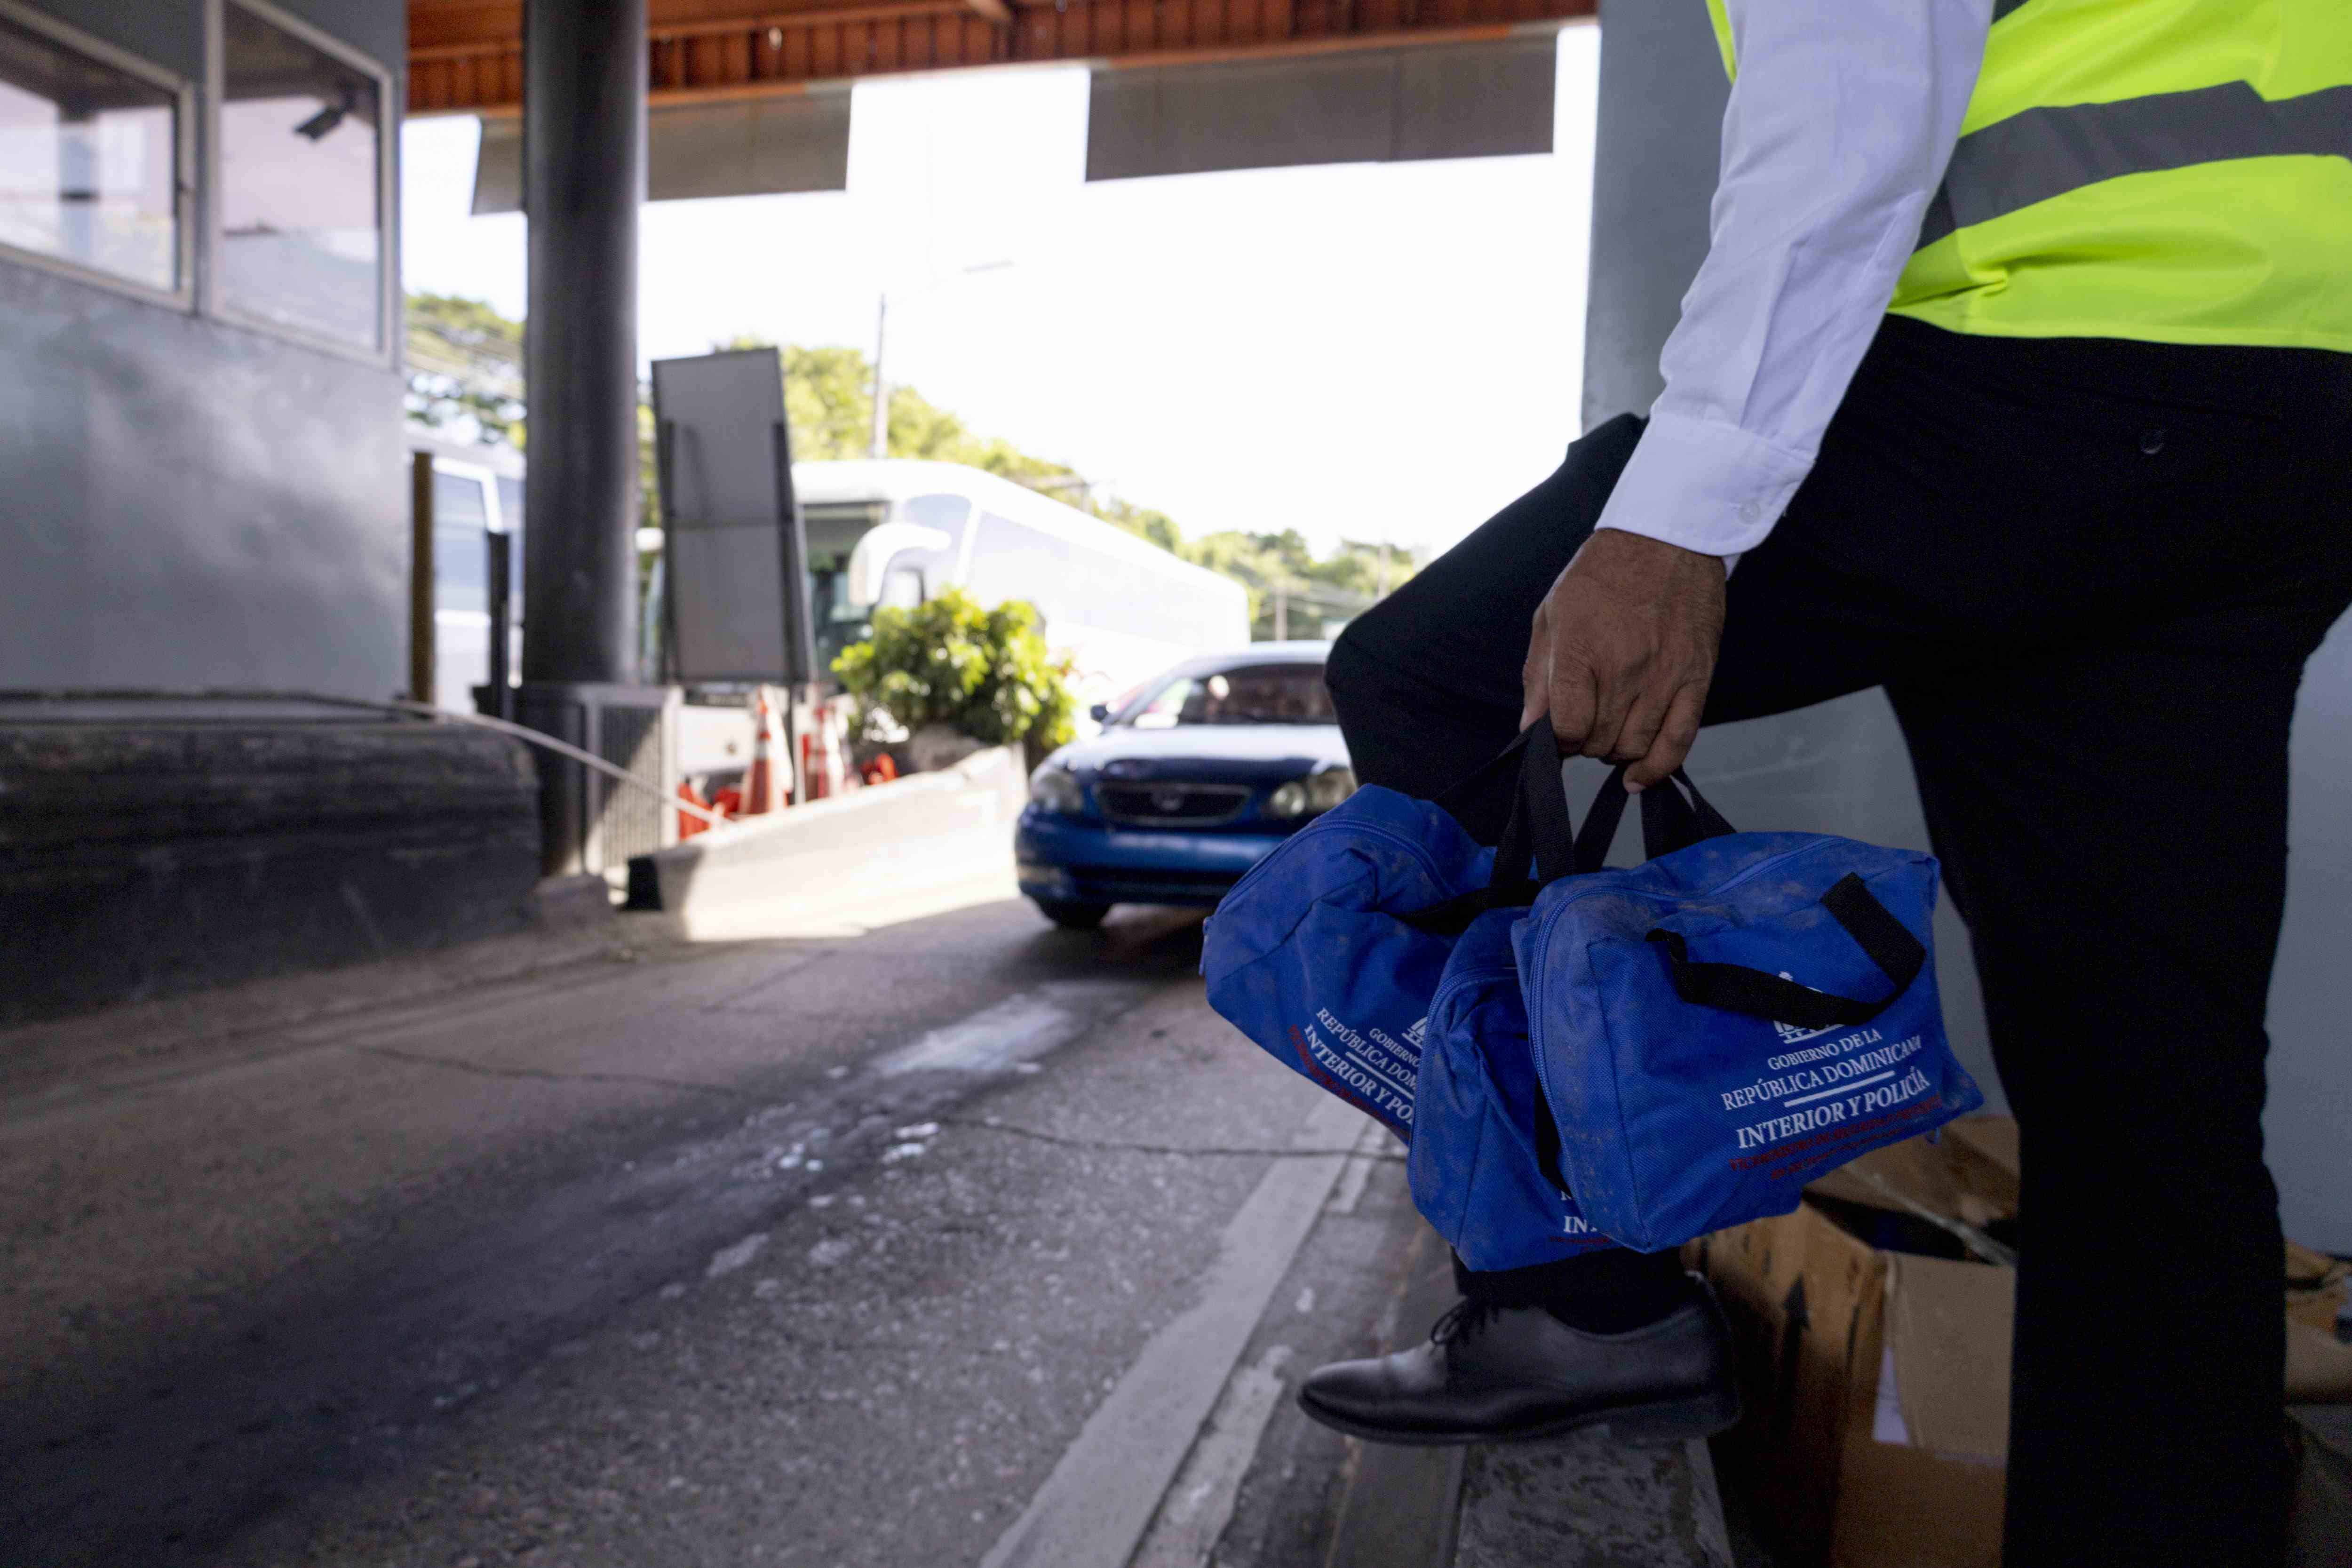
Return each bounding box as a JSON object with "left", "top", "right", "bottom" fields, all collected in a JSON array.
[{"left": 1296, "top": 1277, "right": 1740, "bottom": 1447}]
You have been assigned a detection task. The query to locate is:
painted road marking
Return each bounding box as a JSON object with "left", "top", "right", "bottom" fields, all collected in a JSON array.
[
  {"left": 875, "top": 986, "right": 1121, "bottom": 1077},
  {"left": 978, "top": 1091, "right": 1368, "bottom": 1568},
  {"left": 1325, "top": 1117, "right": 1400, "bottom": 1216},
  {"left": 1128, "top": 1345, "right": 1295, "bottom": 1568}
]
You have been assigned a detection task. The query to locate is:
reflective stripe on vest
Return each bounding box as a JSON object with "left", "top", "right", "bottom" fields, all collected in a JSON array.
[
  {"left": 1917, "top": 80, "right": 2352, "bottom": 249},
  {"left": 1701, "top": 0, "right": 2352, "bottom": 352}
]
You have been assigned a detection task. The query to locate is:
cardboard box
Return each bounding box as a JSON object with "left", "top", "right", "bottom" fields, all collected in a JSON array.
[
  {"left": 1688, "top": 1117, "right": 2018, "bottom": 1568},
  {"left": 1692, "top": 1116, "right": 2352, "bottom": 1568}
]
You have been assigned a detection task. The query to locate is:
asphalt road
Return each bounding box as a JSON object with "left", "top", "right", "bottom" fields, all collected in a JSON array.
[{"left": 0, "top": 892, "right": 1439, "bottom": 1568}]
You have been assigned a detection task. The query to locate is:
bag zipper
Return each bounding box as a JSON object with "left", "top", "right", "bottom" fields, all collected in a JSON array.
[
  {"left": 1518, "top": 838, "right": 1837, "bottom": 1199},
  {"left": 1425, "top": 955, "right": 1520, "bottom": 1028},
  {"left": 1221, "top": 811, "right": 1468, "bottom": 911}
]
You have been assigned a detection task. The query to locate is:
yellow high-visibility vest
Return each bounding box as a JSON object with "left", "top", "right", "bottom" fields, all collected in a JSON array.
[{"left": 1703, "top": 0, "right": 2352, "bottom": 351}]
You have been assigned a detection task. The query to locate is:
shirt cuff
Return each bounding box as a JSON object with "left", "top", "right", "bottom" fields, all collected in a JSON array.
[{"left": 1591, "top": 410, "right": 1816, "bottom": 557}]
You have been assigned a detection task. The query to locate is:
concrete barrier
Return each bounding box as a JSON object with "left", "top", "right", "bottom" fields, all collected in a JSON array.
[
  {"left": 0, "top": 701, "right": 542, "bottom": 1025},
  {"left": 626, "top": 745, "right": 1027, "bottom": 939}
]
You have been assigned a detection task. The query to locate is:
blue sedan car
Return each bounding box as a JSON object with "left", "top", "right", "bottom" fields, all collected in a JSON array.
[{"left": 1017, "top": 643, "right": 1354, "bottom": 928}]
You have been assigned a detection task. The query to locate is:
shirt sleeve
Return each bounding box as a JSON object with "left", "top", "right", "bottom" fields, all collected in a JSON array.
[{"left": 1593, "top": 0, "right": 1992, "bottom": 559}]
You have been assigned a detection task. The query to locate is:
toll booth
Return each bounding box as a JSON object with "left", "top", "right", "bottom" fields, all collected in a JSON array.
[{"left": 0, "top": 0, "right": 541, "bottom": 1022}]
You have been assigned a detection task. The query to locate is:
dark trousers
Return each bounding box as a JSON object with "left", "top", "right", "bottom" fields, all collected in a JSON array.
[{"left": 1327, "top": 316, "right": 2352, "bottom": 1568}]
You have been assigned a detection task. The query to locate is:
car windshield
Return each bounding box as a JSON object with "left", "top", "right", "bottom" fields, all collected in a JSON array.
[{"left": 1121, "top": 662, "right": 1334, "bottom": 727}]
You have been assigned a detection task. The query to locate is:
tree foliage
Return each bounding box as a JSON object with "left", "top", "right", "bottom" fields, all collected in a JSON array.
[
  {"left": 405, "top": 292, "right": 526, "bottom": 446},
  {"left": 1177, "top": 530, "right": 1418, "bottom": 641},
  {"left": 831, "top": 589, "right": 1076, "bottom": 753}
]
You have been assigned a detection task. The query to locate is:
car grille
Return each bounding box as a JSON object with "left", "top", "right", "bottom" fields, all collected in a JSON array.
[{"left": 1095, "top": 781, "right": 1254, "bottom": 827}]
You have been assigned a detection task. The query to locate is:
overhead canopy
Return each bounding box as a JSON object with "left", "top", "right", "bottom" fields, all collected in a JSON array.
[{"left": 410, "top": 0, "right": 1592, "bottom": 119}]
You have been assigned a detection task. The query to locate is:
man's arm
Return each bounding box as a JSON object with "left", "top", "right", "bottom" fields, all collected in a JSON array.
[{"left": 1526, "top": 0, "right": 1991, "bottom": 787}]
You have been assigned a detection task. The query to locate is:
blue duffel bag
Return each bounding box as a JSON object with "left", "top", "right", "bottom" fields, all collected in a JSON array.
[
  {"left": 1496, "top": 725, "right": 1985, "bottom": 1253},
  {"left": 1201, "top": 787, "right": 1494, "bottom": 1139},
  {"left": 1412, "top": 904, "right": 1623, "bottom": 1271}
]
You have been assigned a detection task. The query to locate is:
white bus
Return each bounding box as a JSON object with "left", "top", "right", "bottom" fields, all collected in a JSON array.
[
  {"left": 415, "top": 433, "right": 527, "bottom": 715},
  {"left": 792, "top": 460, "right": 1250, "bottom": 714}
]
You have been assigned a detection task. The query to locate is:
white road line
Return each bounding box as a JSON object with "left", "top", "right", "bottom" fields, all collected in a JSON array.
[
  {"left": 1127, "top": 1345, "right": 1295, "bottom": 1568},
  {"left": 979, "top": 1091, "right": 1368, "bottom": 1568},
  {"left": 1325, "top": 1118, "right": 1398, "bottom": 1216},
  {"left": 1781, "top": 1069, "right": 1891, "bottom": 1108},
  {"left": 874, "top": 989, "right": 1100, "bottom": 1076}
]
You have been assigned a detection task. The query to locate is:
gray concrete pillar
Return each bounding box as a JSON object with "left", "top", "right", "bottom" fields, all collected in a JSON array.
[
  {"left": 1580, "top": 0, "right": 1727, "bottom": 426},
  {"left": 522, "top": 0, "right": 645, "bottom": 687}
]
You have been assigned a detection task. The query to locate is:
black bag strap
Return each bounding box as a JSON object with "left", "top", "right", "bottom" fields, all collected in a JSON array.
[
  {"left": 1532, "top": 1085, "right": 1571, "bottom": 1198},
  {"left": 1488, "top": 721, "right": 1578, "bottom": 905},
  {"left": 1573, "top": 766, "right": 1737, "bottom": 870},
  {"left": 1644, "top": 872, "right": 1926, "bottom": 1029},
  {"left": 1405, "top": 728, "right": 1738, "bottom": 933}
]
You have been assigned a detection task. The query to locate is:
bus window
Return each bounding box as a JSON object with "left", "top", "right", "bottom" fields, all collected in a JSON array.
[
  {"left": 431, "top": 472, "right": 491, "bottom": 614},
  {"left": 434, "top": 526, "right": 489, "bottom": 613},
  {"left": 433, "top": 471, "right": 489, "bottom": 531}
]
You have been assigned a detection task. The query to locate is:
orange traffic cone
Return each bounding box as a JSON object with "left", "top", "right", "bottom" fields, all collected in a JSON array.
[
  {"left": 678, "top": 779, "right": 718, "bottom": 840},
  {"left": 822, "top": 700, "right": 850, "bottom": 796},
  {"left": 799, "top": 701, "right": 845, "bottom": 801},
  {"left": 743, "top": 689, "right": 781, "bottom": 815}
]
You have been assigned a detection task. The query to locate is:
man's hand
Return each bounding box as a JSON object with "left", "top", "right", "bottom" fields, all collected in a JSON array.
[{"left": 1520, "top": 529, "right": 1727, "bottom": 791}]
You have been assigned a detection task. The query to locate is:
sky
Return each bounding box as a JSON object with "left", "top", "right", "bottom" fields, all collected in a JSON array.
[{"left": 401, "top": 25, "right": 1601, "bottom": 560}]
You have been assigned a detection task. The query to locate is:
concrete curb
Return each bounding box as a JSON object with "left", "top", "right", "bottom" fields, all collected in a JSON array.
[{"left": 625, "top": 746, "right": 1027, "bottom": 934}]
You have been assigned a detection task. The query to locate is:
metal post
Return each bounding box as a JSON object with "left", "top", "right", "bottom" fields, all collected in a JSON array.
[
  {"left": 522, "top": 0, "right": 645, "bottom": 688},
  {"left": 410, "top": 451, "right": 435, "bottom": 704},
  {"left": 485, "top": 530, "right": 514, "bottom": 720}
]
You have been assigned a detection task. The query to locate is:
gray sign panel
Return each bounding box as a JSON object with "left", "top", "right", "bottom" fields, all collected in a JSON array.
[
  {"left": 651, "top": 348, "right": 818, "bottom": 685},
  {"left": 473, "top": 91, "right": 852, "bottom": 215},
  {"left": 1086, "top": 36, "right": 1558, "bottom": 183}
]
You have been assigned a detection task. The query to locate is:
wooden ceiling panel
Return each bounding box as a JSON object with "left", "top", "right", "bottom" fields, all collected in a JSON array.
[{"left": 407, "top": 0, "right": 1593, "bottom": 116}]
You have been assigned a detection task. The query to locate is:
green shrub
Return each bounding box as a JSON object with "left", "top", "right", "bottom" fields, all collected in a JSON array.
[{"left": 831, "top": 589, "right": 1076, "bottom": 754}]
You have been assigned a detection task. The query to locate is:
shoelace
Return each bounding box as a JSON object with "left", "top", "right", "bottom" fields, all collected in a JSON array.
[{"left": 1428, "top": 1297, "right": 1508, "bottom": 1346}]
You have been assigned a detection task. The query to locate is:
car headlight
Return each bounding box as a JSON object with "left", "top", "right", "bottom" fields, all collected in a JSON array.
[
  {"left": 1307, "top": 767, "right": 1358, "bottom": 813},
  {"left": 1030, "top": 766, "right": 1085, "bottom": 815},
  {"left": 1265, "top": 780, "right": 1310, "bottom": 819}
]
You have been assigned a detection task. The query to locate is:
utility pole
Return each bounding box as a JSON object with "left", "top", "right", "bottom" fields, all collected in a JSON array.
[
  {"left": 868, "top": 294, "right": 889, "bottom": 459},
  {"left": 1272, "top": 579, "right": 1288, "bottom": 641},
  {"left": 866, "top": 261, "right": 1010, "bottom": 462}
]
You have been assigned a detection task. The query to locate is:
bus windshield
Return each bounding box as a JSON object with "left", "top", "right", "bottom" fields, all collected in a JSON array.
[{"left": 1121, "top": 662, "right": 1335, "bottom": 727}]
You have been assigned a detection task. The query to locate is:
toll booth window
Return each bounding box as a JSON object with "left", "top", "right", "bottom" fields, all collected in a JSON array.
[
  {"left": 0, "top": 10, "right": 181, "bottom": 294},
  {"left": 219, "top": 1, "right": 383, "bottom": 352}
]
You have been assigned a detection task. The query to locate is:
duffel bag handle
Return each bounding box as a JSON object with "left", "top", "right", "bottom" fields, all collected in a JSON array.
[
  {"left": 1573, "top": 763, "right": 1736, "bottom": 870},
  {"left": 1405, "top": 725, "right": 1738, "bottom": 933},
  {"left": 1645, "top": 872, "right": 1926, "bottom": 1029},
  {"left": 1494, "top": 723, "right": 1736, "bottom": 901}
]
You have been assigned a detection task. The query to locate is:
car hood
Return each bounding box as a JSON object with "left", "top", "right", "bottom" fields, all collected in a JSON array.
[{"left": 1053, "top": 723, "right": 1349, "bottom": 780}]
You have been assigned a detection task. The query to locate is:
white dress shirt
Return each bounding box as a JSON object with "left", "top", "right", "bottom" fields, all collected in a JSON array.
[{"left": 1593, "top": 0, "right": 1994, "bottom": 559}]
